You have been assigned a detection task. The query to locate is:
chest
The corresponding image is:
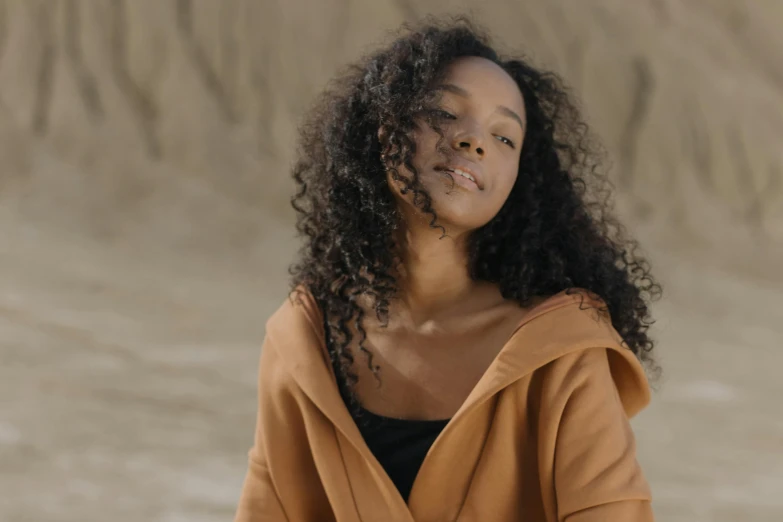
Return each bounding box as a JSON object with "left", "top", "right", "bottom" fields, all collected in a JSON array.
[{"left": 350, "top": 306, "right": 530, "bottom": 420}]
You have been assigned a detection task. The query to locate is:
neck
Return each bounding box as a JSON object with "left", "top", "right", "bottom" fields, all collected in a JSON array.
[{"left": 390, "top": 223, "right": 479, "bottom": 327}]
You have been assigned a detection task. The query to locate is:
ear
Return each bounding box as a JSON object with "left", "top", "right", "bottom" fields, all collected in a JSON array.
[
  {"left": 377, "top": 126, "right": 391, "bottom": 165},
  {"left": 377, "top": 126, "right": 389, "bottom": 148}
]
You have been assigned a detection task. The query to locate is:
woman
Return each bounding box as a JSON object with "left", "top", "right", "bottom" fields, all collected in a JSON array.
[{"left": 235, "top": 18, "right": 661, "bottom": 522}]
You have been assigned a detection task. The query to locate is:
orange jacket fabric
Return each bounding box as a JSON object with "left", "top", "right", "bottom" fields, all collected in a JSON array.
[{"left": 234, "top": 288, "right": 654, "bottom": 521}]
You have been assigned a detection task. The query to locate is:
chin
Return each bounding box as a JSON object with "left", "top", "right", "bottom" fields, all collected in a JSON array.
[
  {"left": 428, "top": 195, "right": 495, "bottom": 233},
  {"left": 389, "top": 169, "right": 500, "bottom": 232}
]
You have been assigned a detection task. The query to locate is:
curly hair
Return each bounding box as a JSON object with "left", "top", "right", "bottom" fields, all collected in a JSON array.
[{"left": 288, "top": 17, "right": 661, "bottom": 407}]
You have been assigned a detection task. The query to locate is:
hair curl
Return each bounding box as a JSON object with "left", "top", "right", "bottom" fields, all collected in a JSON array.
[{"left": 288, "top": 17, "right": 662, "bottom": 407}]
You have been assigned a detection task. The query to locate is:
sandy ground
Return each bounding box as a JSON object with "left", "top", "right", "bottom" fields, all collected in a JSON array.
[{"left": 1, "top": 212, "right": 782, "bottom": 522}]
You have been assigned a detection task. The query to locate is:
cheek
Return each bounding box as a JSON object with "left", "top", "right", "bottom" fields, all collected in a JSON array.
[
  {"left": 411, "top": 126, "right": 442, "bottom": 165},
  {"left": 494, "top": 159, "right": 520, "bottom": 198}
]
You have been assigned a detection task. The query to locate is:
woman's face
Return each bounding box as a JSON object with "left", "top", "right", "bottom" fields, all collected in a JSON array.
[{"left": 387, "top": 56, "right": 526, "bottom": 233}]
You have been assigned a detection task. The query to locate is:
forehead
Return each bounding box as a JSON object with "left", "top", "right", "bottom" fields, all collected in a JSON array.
[{"left": 440, "top": 57, "right": 525, "bottom": 113}]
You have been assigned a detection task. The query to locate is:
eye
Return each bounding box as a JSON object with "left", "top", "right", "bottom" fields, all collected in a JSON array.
[
  {"left": 430, "top": 108, "right": 456, "bottom": 120},
  {"left": 494, "top": 135, "right": 515, "bottom": 148}
]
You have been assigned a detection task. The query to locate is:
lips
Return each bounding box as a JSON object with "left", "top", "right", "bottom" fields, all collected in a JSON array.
[{"left": 433, "top": 162, "right": 484, "bottom": 190}]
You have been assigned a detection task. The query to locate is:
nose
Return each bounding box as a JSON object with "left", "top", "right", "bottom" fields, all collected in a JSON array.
[{"left": 451, "top": 124, "right": 485, "bottom": 158}]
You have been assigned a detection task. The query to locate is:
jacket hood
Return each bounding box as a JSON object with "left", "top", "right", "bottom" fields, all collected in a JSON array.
[{"left": 263, "top": 287, "right": 650, "bottom": 433}]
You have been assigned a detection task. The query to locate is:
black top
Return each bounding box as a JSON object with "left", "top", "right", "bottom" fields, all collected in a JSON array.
[
  {"left": 323, "top": 313, "right": 449, "bottom": 502},
  {"left": 351, "top": 404, "right": 450, "bottom": 503}
]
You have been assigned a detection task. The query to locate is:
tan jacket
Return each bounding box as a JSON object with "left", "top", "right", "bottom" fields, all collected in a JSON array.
[{"left": 235, "top": 288, "right": 654, "bottom": 521}]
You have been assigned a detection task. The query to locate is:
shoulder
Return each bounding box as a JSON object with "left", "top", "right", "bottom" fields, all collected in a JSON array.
[
  {"left": 536, "top": 346, "right": 651, "bottom": 418},
  {"left": 266, "top": 286, "right": 324, "bottom": 335},
  {"left": 260, "top": 285, "right": 330, "bottom": 382}
]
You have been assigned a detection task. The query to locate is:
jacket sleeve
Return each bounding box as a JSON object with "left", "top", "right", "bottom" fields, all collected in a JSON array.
[
  {"left": 234, "top": 338, "right": 290, "bottom": 522},
  {"left": 553, "top": 348, "right": 654, "bottom": 522}
]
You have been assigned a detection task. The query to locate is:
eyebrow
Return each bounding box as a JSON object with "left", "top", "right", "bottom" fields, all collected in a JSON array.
[{"left": 436, "top": 83, "right": 525, "bottom": 132}]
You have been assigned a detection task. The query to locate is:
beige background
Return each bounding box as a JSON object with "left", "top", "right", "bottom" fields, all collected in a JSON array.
[{"left": 1, "top": 1, "right": 781, "bottom": 521}]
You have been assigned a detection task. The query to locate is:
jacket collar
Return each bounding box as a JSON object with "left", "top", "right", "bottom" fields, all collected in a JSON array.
[{"left": 264, "top": 287, "right": 649, "bottom": 438}]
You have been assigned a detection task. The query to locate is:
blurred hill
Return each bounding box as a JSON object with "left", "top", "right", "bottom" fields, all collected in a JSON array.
[
  {"left": 1, "top": 1, "right": 781, "bottom": 521},
  {"left": 0, "top": 0, "right": 781, "bottom": 263}
]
